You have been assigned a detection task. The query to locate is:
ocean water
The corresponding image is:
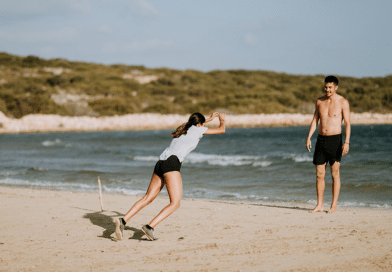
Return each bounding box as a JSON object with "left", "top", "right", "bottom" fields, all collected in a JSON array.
[{"left": 1, "top": 125, "right": 391, "bottom": 209}]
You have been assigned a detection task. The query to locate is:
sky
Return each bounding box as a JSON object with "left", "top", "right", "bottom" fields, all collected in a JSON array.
[{"left": 1, "top": 0, "right": 391, "bottom": 78}]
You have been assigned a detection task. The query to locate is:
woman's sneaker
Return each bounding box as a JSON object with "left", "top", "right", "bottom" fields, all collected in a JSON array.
[
  {"left": 115, "top": 218, "right": 124, "bottom": 241},
  {"left": 142, "top": 225, "right": 158, "bottom": 241}
]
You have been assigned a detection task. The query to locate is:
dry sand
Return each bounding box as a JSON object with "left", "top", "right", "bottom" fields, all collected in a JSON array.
[
  {"left": 1, "top": 112, "right": 392, "bottom": 134},
  {"left": 1, "top": 186, "right": 391, "bottom": 271}
]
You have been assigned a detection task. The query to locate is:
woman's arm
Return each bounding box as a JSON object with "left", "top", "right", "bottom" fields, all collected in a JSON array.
[
  {"left": 204, "top": 112, "right": 219, "bottom": 124},
  {"left": 204, "top": 113, "right": 226, "bottom": 135}
]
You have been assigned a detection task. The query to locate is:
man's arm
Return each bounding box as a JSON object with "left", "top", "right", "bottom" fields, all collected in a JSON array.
[
  {"left": 342, "top": 99, "right": 351, "bottom": 155},
  {"left": 306, "top": 101, "right": 319, "bottom": 152}
]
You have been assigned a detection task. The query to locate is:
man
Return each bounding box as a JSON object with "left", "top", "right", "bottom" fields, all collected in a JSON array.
[{"left": 306, "top": 75, "right": 351, "bottom": 213}]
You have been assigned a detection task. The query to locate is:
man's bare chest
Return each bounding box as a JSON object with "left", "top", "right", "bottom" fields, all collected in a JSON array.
[{"left": 318, "top": 101, "right": 342, "bottom": 118}]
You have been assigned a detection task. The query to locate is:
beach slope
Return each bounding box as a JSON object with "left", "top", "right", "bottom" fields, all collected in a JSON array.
[{"left": 1, "top": 187, "right": 391, "bottom": 271}]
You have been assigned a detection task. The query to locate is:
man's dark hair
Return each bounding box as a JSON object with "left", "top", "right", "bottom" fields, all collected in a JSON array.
[{"left": 325, "top": 75, "right": 339, "bottom": 86}]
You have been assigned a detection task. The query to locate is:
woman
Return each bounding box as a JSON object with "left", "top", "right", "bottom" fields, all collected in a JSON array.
[{"left": 115, "top": 112, "right": 226, "bottom": 241}]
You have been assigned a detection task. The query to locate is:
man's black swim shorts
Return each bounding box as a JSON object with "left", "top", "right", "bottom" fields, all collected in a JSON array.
[{"left": 313, "top": 134, "right": 342, "bottom": 166}]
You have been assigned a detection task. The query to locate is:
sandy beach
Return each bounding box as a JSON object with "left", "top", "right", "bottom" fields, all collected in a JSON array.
[
  {"left": 1, "top": 186, "right": 391, "bottom": 271},
  {"left": 1, "top": 112, "right": 392, "bottom": 134}
]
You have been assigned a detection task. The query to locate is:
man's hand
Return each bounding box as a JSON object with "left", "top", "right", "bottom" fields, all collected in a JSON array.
[
  {"left": 306, "top": 138, "right": 312, "bottom": 152},
  {"left": 342, "top": 143, "right": 349, "bottom": 155}
]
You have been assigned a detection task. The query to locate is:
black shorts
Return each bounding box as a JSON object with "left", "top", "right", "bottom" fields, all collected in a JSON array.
[
  {"left": 313, "top": 134, "right": 342, "bottom": 166},
  {"left": 153, "top": 155, "right": 182, "bottom": 178}
]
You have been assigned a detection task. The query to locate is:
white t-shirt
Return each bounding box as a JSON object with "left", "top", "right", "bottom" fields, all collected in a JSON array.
[{"left": 159, "top": 126, "right": 208, "bottom": 162}]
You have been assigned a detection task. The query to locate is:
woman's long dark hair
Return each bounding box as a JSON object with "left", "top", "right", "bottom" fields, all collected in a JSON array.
[{"left": 171, "top": 112, "right": 206, "bottom": 138}]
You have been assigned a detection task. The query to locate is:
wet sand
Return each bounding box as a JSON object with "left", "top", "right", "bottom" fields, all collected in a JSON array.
[{"left": 1, "top": 186, "right": 391, "bottom": 271}]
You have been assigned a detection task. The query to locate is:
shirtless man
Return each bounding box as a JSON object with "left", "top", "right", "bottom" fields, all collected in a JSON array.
[{"left": 306, "top": 75, "right": 351, "bottom": 213}]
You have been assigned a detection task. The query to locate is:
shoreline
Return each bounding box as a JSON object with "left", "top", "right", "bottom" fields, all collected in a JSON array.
[
  {"left": 1, "top": 186, "right": 391, "bottom": 271},
  {"left": 1, "top": 112, "right": 392, "bottom": 134},
  {"left": 2, "top": 184, "right": 391, "bottom": 211}
]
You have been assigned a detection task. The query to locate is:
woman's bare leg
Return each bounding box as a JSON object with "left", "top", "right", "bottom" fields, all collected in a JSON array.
[
  {"left": 148, "top": 171, "right": 182, "bottom": 228},
  {"left": 123, "top": 173, "right": 164, "bottom": 223}
]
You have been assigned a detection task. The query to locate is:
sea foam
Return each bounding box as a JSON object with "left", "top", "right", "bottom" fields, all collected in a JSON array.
[{"left": 132, "top": 152, "right": 272, "bottom": 167}]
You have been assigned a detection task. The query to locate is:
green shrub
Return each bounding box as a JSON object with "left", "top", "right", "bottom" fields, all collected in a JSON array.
[
  {"left": 0, "top": 52, "right": 18, "bottom": 64},
  {"left": 70, "top": 76, "right": 84, "bottom": 83},
  {"left": 47, "top": 76, "right": 65, "bottom": 86},
  {"left": 155, "top": 78, "right": 175, "bottom": 86},
  {"left": 0, "top": 89, "right": 69, "bottom": 118},
  {"left": 382, "top": 89, "right": 392, "bottom": 109},
  {"left": 142, "top": 102, "right": 173, "bottom": 114},
  {"left": 22, "top": 55, "right": 46, "bottom": 67},
  {"left": 275, "top": 93, "right": 299, "bottom": 107},
  {"left": 88, "top": 99, "right": 135, "bottom": 116}
]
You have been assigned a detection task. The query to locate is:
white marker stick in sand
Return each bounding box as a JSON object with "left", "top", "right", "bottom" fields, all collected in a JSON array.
[{"left": 98, "top": 176, "right": 104, "bottom": 211}]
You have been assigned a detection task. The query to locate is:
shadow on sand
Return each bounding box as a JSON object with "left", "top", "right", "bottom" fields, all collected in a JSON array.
[
  {"left": 72, "top": 207, "right": 149, "bottom": 241},
  {"left": 250, "top": 203, "right": 315, "bottom": 212},
  {"left": 206, "top": 200, "right": 313, "bottom": 212},
  {"left": 252, "top": 203, "right": 334, "bottom": 213},
  {"left": 76, "top": 203, "right": 317, "bottom": 242}
]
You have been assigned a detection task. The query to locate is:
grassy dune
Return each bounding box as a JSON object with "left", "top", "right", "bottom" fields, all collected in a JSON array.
[{"left": 0, "top": 52, "right": 391, "bottom": 119}]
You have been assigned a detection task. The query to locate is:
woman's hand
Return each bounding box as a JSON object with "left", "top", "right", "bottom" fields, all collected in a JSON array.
[
  {"left": 218, "top": 113, "right": 226, "bottom": 121},
  {"left": 205, "top": 112, "right": 219, "bottom": 123},
  {"left": 210, "top": 112, "right": 219, "bottom": 119}
]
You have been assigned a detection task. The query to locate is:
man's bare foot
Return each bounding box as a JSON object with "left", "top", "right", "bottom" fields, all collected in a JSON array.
[
  {"left": 309, "top": 206, "right": 324, "bottom": 213},
  {"left": 327, "top": 206, "right": 337, "bottom": 214}
]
